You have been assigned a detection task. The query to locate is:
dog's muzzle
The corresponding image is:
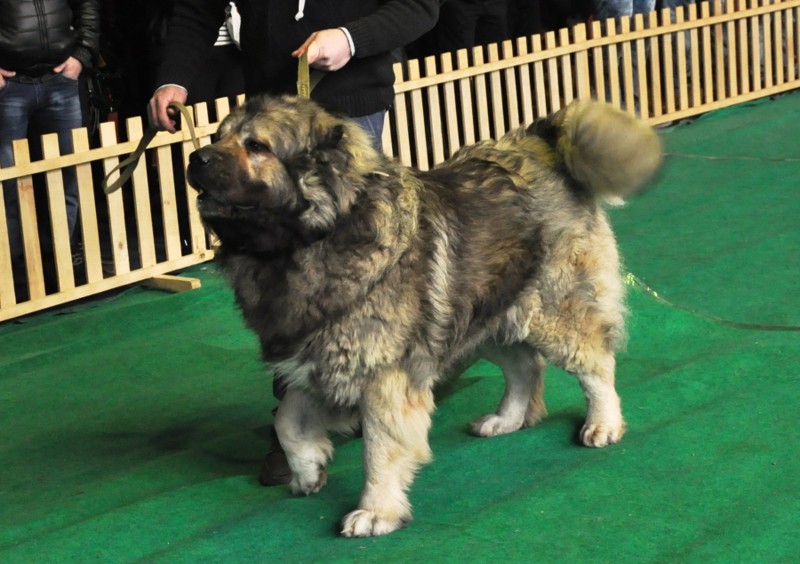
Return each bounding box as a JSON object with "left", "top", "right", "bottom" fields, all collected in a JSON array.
[{"left": 187, "top": 147, "right": 218, "bottom": 191}]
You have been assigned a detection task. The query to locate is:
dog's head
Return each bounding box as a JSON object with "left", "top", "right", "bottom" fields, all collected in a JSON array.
[{"left": 188, "top": 95, "right": 383, "bottom": 256}]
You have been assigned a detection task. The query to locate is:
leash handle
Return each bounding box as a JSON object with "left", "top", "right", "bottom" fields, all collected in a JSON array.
[
  {"left": 297, "top": 52, "right": 311, "bottom": 99},
  {"left": 102, "top": 102, "right": 200, "bottom": 195},
  {"left": 297, "top": 51, "right": 325, "bottom": 99}
]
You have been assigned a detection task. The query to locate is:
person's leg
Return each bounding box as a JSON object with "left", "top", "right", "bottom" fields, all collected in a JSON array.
[
  {"left": 435, "top": 0, "right": 481, "bottom": 54},
  {"left": 0, "top": 79, "right": 35, "bottom": 262},
  {"left": 30, "top": 75, "right": 83, "bottom": 246},
  {"left": 594, "top": 0, "right": 633, "bottom": 24},
  {"left": 475, "top": 0, "right": 510, "bottom": 47},
  {"left": 351, "top": 111, "right": 386, "bottom": 153}
]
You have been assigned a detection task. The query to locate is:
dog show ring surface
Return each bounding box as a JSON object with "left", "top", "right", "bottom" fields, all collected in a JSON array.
[{"left": 1, "top": 92, "right": 799, "bottom": 561}]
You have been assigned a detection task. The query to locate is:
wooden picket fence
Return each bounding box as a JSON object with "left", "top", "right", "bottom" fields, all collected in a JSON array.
[{"left": 1, "top": 0, "right": 798, "bottom": 322}]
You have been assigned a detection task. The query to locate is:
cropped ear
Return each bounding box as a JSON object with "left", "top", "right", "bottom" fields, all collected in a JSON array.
[{"left": 315, "top": 122, "right": 344, "bottom": 151}]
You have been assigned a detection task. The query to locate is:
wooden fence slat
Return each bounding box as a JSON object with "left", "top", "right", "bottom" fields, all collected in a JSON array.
[
  {"left": 126, "top": 117, "right": 157, "bottom": 269},
  {"left": 99, "top": 121, "right": 130, "bottom": 276},
  {"left": 439, "top": 52, "right": 462, "bottom": 157},
  {"left": 763, "top": 1, "right": 775, "bottom": 88},
  {"left": 648, "top": 11, "right": 664, "bottom": 117},
  {"left": 738, "top": 1, "right": 751, "bottom": 93},
  {"left": 406, "top": 59, "right": 430, "bottom": 170},
  {"left": 472, "top": 47, "right": 492, "bottom": 140},
  {"left": 531, "top": 34, "right": 549, "bottom": 116},
  {"left": 424, "top": 56, "right": 446, "bottom": 165},
  {"left": 661, "top": 9, "right": 677, "bottom": 114},
  {"left": 791, "top": 4, "right": 800, "bottom": 80},
  {"left": 632, "top": 14, "right": 650, "bottom": 118},
  {"left": 41, "top": 133, "right": 75, "bottom": 291},
  {"left": 688, "top": 4, "right": 702, "bottom": 107},
  {"left": 487, "top": 43, "right": 507, "bottom": 137},
  {"left": 701, "top": 2, "right": 715, "bottom": 104},
  {"left": 155, "top": 142, "right": 181, "bottom": 262},
  {"left": 786, "top": 5, "right": 796, "bottom": 81},
  {"left": 514, "top": 38, "right": 535, "bottom": 124},
  {"left": 454, "top": 49, "right": 476, "bottom": 146},
  {"left": 215, "top": 96, "right": 232, "bottom": 122},
  {"left": 774, "top": 6, "right": 785, "bottom": 84},
  {"left": 559, "top": 28, "right": 575, "bottom": 106},
  {"left": 391, "top": 64, "right": 413, "bottom": 166},
  {"left": 620, "top": 16, "right": 636, "bottom": 113},
  {"left": 675, "top": 8, "right": 690, "bottom": 110},
  {"left": 606, "top": 23, "right": 623, "bottom": 108},
  {"left": 573, "top": 24, "right": 591, "bottom": 101},
  {"left": 185, "top": 103, "right": 211, "bottom": 255},
  {"left": 71, "top": 128, "right": 103, "bottom": 284},
  {"left": 14, "top": 140, "right": 46, "bottom": 299},
  {"left": 0, "top": 160, "right": 15, "bottom": 307},
  {"left": 502, "top": 40, "right": 521, "bottom": 129},
  {"left": 726, "top": 0, "right": 740, "bottom": 97},
  {"left": 591, "top": 21, "right": 608, "bottom": 103},
  {"left": 545, "top": 32, "right": 562, "bottom": 112},
  {"left": 750, "top": 0, "right": 762, "bottom": 91}
]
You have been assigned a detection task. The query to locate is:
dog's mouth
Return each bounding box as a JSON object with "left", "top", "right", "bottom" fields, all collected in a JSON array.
[{"left": 195, "top": 189, "right": 256, "bottom": 217}]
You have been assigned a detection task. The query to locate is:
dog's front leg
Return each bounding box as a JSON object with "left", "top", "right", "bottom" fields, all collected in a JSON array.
[
  {"left": 341, "top": 367, "right": 434, "bottom": 537},
  {"left": 275, "top": 387, "right": 357, "bottom": 495}
]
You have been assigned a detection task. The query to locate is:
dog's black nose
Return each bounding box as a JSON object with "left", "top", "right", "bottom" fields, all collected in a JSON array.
[{"left": 190, "top": 148, "right": 212, "bottom": 167}]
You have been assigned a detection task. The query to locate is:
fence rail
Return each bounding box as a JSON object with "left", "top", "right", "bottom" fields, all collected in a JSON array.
[{"left": 1, "top": 0, "right": 798, "bottom": 322}]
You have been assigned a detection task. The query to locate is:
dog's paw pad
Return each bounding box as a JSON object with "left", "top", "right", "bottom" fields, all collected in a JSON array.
[
  {"left": 580, "top": 421, "right": 625, "bottom": 448},
  {"left": 290, "top": 467, "right": 328, "bottom": 495},
  {"left": 340, "top": 509, "right": 407, "bottom": 537},
  {"left": 470, "top": 414, "right": 523, "bottom": 437}
]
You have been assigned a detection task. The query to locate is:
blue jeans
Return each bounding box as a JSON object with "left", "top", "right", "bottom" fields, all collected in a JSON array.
[
  {"left": 595, "top": 0, "right": 655, "bottom": 20},
  {"left": 0, "top": 74, "right": 82, "bottom": 261},
  {"left": 352, "top": 111, "right": 386, "bottom": 152}
]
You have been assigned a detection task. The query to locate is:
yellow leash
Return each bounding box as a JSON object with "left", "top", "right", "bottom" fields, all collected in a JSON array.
[
  {"left": 624, "top": 273, "right": 800, "bottom": 332},
  {"left": 297, "top": 51, "right": 325, "bottom": 99},
  {"left": 102, "top": 102, "right": 200, "bottom": 195}
]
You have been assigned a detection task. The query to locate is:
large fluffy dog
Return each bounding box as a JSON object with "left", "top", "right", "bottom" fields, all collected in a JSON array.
[{"left": 187, "top": 95, "right": 662, "bottom": 537}]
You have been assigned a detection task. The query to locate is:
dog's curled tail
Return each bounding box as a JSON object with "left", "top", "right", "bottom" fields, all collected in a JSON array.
[{"left": 556, "top": 101, "right": 663, "bottom": 202}]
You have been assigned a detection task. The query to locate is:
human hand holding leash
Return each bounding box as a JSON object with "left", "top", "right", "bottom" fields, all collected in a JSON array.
[
  {"left": 293, "top": 28, "right": 352, "bottom": 71},
  {"left": 148, "top": 85, "right": 189, "bottom": 133}
]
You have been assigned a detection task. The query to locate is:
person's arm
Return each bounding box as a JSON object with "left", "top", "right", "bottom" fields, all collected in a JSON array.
[
  {"left": 153, "top": 0, "right": 227, "bottom": 89},
  {"left": 148, "top": 0, "right": 227, "bottom": 131},
  {"left": 294, "top": 0, "right": 438, "bottom": 71},
  {"left": 69, "top": 0, "right": 100, "bottom": 72},
  {"left": 343, "top": 0, "right": 439, "bottom": 59}
]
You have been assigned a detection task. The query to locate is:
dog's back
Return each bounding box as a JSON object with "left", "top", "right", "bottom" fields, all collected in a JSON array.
[{"left": 442, "top": 101, "right": 662, "bottom": 205}]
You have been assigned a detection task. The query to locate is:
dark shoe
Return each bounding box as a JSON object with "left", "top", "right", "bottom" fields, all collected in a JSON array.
[{"left": 259, "top": 427, "right": 292, "bottom": 486}]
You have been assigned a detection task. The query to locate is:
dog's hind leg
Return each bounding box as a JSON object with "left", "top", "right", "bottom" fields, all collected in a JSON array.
[
  {"left": 275, "top": 388, "right": 358, "bottom": 495},
  {"left": 341, "top": 367, "right": 434, "bottom": 538},
  {"left": 532, "top": 243, "right": 627, "bottom": 447},
  {"left": 470, "top": 345, "right": 547, "bottom": 437}
]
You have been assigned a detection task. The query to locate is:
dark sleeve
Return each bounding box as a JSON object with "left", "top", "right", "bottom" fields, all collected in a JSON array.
[
  {"left": 153, "top": 0, "right": 228, "bottom": 89},
  {"left": 345, "top": 0, "right": 439, "bottom": 59},
  {"left": 71, "top": 0, "right": 100, "bottom": 69}
]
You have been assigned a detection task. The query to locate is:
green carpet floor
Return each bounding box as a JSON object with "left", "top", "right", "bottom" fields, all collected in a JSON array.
[{"left": 2, "top": 93, "right": 799, "bottom": 563}]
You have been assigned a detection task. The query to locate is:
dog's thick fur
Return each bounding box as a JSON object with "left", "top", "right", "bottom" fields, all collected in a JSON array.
[{"left": 187, "top": 95, "right": 662, "bottom": 537}]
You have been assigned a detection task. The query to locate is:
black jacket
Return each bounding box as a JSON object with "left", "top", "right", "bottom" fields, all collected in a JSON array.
[
  {"left": 0, "top": 0, "right": 100, "bottom": 75},
  {"left": 155, "top": 0, "right": 439, "bottom": 117}
]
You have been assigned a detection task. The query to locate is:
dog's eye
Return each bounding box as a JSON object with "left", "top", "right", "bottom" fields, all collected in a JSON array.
[{"left": 245, "top": 139, "right": 271, "bottom": 154}]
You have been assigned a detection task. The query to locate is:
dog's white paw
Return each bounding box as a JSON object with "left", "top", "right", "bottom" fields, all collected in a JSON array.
[
  {"left": 580, "top": 420, "right": 625, "bottom": 447},
  {"left": 340, "top": 509, "right": 408, "bottom": 538},
  {"left": 470, "top": 414, "right": 524, "bottom": 437},
  {"left": 289, "top": 465, "right": 328, "bottom": 496}
]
